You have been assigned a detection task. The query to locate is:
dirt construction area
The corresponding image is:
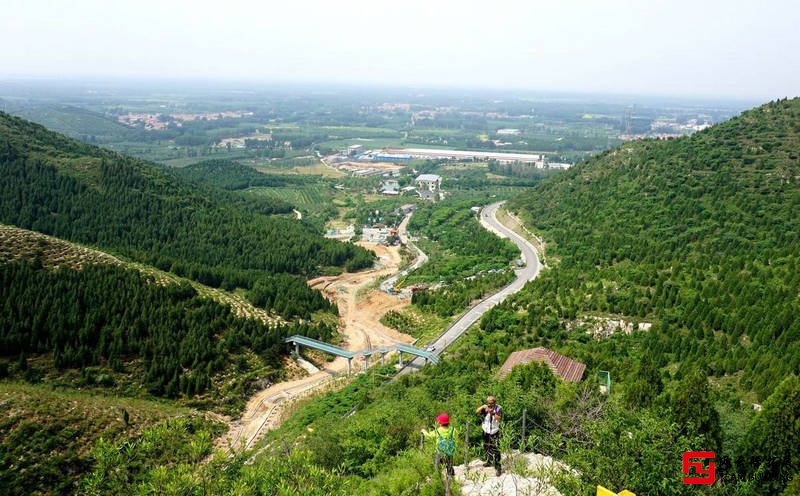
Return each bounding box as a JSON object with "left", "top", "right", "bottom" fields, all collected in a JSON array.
[
  {"left": 309, "top": 243, "right": 414, "bottom": 350},
  {"left": 222, "top": 242, "right": 414, "bottom": 453}
]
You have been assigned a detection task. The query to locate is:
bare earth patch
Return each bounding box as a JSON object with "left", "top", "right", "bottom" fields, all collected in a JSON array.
[{"left": 223, "top": 242, "right": 416, "bottom": 453}]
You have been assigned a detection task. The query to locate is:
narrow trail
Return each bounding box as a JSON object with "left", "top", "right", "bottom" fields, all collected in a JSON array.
[{"left": 222, "top": 241, "right": 415, "bottom": 453}]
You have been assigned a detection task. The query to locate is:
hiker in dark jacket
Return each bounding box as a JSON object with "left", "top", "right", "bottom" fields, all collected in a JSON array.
[
  {"left": 476, "top": 396, "right": 502, "bottom": 476},
  {"left": 421, "top": 412, "right": 457, "bottom": 477}
]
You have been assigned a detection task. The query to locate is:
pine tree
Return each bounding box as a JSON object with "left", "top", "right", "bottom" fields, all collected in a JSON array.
[
  {"left": 667, "top": 370, "right": 723, "bottom": 453},
  {"left": 736, "top": 375, "right": 800, "bottom": 495}
]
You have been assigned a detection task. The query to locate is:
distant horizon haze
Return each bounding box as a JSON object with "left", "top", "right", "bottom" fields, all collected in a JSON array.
[
  {"left": 0, "top": 75, "right": 766, "bottom": 108},
  {"left": 2, "top": 0, "right": 798, "bottom": 101}
]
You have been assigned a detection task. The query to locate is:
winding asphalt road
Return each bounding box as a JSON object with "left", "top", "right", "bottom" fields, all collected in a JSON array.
[{"left": 398, "top": 201, "right": 541, "bottom": 374}]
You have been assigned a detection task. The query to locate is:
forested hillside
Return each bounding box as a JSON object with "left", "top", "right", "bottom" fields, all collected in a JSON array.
[
  {"left": 0, "top": 112, "right": 374, "bottom": 295},
  {"left": 455, "top": 97, "right": 800, "bottom": 493},
  {"left": 0, "top": 225, "right": 332, "bottom": 494},
  {"left": 173, "top": 159, "right": 307, "bottom": 191},
  {"left": 407, "top": 198, "right": 518, "bottom": 284},
  {"left": 0, "top": 253, "right": 335, "bottom": 494},
  {"left": 501, "top": 98, "right": 800, "bottom": 398},
  {"left": 12, "top": 104, "right": 138, "bottom": 144},
  {"left": 0, "top": 261, "right": 333, "bottom": 400}
]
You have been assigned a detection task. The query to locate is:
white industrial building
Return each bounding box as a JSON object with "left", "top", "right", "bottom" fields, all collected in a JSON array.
[{"left": 386, "top": 147, "right": 545, "bottom": 164}]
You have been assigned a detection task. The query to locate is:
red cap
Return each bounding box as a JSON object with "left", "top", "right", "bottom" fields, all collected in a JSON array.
[{"left": 436, "top": 413, "right": 450, "bottom": 425}]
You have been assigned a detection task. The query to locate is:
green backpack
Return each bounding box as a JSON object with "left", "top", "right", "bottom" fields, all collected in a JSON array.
[{"left": 436, "top": 427, "right": 456, "bottom": 457}]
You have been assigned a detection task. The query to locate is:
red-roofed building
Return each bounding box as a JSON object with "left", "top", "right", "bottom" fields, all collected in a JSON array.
[{"left": 497, "top": 348, "right": 586, "bottom": 383}]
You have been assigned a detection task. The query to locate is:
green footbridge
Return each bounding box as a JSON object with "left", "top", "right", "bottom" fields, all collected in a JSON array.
[{"left": 285, "top": 335, "right": 439, "bottom": 375}]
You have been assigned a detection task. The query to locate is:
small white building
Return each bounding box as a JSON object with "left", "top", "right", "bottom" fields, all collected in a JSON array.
[
  {"left": 381, "top": 180, "right": 400, "bottom": 195},
  {"left": 415, "top": 174, "right": 442, "bottom": 200},
  {"left": 416, "top": 174, "right": 441, "bottom": 190}
]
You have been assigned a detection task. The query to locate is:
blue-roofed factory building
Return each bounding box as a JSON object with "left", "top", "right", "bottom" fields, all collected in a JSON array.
[{"left": 373, "top": 153, "right": 412, "bottom": 162}]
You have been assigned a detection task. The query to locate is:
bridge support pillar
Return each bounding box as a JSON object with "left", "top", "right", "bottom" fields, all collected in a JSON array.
[
  {"left": 363, "top": 354, "right": 369, "bottom": 372},
  {"left": 293, "top": 342, "right": 299, "bottom": 356},
  {"left": 346, "top": 358, "right": 352, "bottom": 375},
  {"left": 398, "top": 352, "right": 403, "bottom": 367},
  {"left": 380, "top": 353, "right": 386, "bottom": 366}
]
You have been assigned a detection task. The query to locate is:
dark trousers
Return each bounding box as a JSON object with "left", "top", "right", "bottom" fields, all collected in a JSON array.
[
  {"left": 435, "top": 452, "right": 455, "bottom": 477},
  {"left": 483, "top": 431, "right": 501, "bottom": 469}
]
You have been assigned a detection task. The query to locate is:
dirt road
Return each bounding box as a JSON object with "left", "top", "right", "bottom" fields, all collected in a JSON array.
[
  {"left": 380, "top": 212, "right": 427, "bottom": 294},
  {"left": 223, "top": 242, "right": 414, "bottom": 452}
]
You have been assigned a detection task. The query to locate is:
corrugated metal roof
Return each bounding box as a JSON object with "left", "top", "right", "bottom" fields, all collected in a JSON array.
[{"left": 497, "top": 347, "right": 586, "bottom": 383}]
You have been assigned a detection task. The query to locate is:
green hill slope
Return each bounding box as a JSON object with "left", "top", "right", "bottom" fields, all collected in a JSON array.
[
  {"left": 500, "top": 97, "right": 800, "bottom": 398},
  {"left": 13, "top": 104, "right": 136, "bottom": 144},
  {"left": 0, "top": 227, "right": 328, "bottom": 494},
  {"left": 0, "top": 229, "right": 333, "bottom": 406},
  {"left": 0, "top": 111, "right": 374, "bottom": 294},
  {"left": 173, "top": 159, "right": 304, "bottom": 190},
  {"left": 0, "top": 382, "right": 209, "bottom": 496},
  {"left": 0, "top": 222, "right": 284, "bottom": 326}
]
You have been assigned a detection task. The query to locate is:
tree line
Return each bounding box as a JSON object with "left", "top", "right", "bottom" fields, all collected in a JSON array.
[{"left": 412, "top": 270, "right": 514, "bottom": 317}]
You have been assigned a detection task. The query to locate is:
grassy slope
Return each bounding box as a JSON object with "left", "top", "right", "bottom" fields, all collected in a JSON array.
[{"left": 0, "top": 381, "right": 192, "bottom": 495}]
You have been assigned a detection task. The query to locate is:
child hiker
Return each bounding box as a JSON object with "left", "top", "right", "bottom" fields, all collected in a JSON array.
[{"left": 421, "top": 412, "right": 457, "bottom": 477}]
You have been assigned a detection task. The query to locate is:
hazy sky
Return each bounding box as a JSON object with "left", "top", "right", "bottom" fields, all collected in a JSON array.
[{"left": 2, "top": 0, "right": 798, "bottom": 99}]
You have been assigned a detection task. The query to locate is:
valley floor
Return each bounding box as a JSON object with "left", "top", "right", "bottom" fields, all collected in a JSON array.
[{"left": 223, "top": 242, "right": 415, "bottom": 452}]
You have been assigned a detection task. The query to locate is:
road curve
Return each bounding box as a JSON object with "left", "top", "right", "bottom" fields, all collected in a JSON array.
[{"left": 398, "top": 201, "right": 540, "bottom": 373}]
